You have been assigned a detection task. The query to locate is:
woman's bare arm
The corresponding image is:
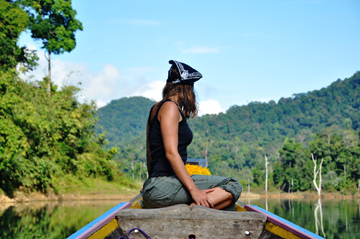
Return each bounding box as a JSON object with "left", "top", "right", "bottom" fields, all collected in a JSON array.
[{"left": 159, "top": 101, "right": 214, "bottom": 208}]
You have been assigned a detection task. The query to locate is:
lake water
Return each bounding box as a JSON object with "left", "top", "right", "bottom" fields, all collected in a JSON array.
[{"left": 0, "top": 198, "right": 359, "bottom": 238}]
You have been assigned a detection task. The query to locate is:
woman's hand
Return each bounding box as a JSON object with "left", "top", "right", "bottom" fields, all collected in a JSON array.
[{"left": 190, "top": 188, "right": 214, "bottom": 208}]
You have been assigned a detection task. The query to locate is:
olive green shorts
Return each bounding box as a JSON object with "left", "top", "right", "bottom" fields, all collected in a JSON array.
[{"left": 142, "top": 175, "right": 242, "bottom": 211}]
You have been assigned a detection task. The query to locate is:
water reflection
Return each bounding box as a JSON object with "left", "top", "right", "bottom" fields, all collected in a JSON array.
[
  {"left": 1, "top": 199, "right": 359, "bottom": 239},
  {"left": 0, "top": 200, "right": 120, "bottom": 239},
  {"left": 314, "top": 199, "right": 326, "bottom": 238},
  {"left": 245, "top": 198, "right": 360, "bottom": 239}
]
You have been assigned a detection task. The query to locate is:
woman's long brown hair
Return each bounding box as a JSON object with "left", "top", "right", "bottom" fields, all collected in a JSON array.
[{"left": 162, "top": 67, "right": 198, "bottom": 118}]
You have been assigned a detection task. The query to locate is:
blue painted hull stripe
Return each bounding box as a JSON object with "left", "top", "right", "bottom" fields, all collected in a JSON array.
[
  {"left": 67, "top": 202, "right": 127, "bottom": 239},
  {"left": 250, "top": 205, "right": 323, "bottom": 239}
]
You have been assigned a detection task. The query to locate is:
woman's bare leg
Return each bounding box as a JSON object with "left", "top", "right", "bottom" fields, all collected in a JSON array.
[
  {"left": 190, "top": 187, "right": 233, "bottom": 210},
  {"left": 212, "top": 197, "right": 233, "bottom": 209}
]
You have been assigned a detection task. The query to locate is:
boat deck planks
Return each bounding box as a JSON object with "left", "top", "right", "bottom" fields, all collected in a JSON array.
[
  {"left": 68, "top": 194, "right": 324, "bottom": 239},
  {"left": 116, "top": 204, "right": 267, "bottom": 239}
]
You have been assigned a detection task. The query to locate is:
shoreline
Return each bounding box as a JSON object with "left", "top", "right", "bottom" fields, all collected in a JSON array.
[
  {"left": 0, "top": 190, "right": 139, "bottom": 204},
  {"left": 2, "top": 190, "right": 360, "bottom": 205},
  {"left": 240, "top": 191, "right": 360, "bottom": 200}
]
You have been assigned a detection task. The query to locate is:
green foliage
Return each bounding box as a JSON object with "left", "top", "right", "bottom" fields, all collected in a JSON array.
[
  {"left": 252, "top": 164, "right": 265, "bottom": 186},
  {"left": 277, "top": 138, "right": 311, "bottom": 191},
  {"left": 272, "top": 162, "right": 283, "bottom": 186},
  {"left": 96, "top": 96, "right": 155, "bottom": 147},
  {"left": 0, "top": 1, "right": 38, "bottom": 71},
  {"left": 0, "top": 70, "right": 121, "bottom": 195},
  {"left": 27, "top": 0, "right": 83, "bottom": 55},
  {"left": 0, "top": 1, "right": 130, "bottom": 195},
  {"left": 274, "top": 131, "right": 360, "bottom": 193}
]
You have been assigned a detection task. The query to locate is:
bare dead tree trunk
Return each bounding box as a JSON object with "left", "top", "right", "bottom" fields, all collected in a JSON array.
[
  {"left": 45, "top": 50, "right": 51, "bottom": 97},
  {"left": 131, "top": 162, "right": 134, "bottom": 179},
  {"left": 288, "top": 180, "right": 290, "bottom": 194},
  {"left": 319, "top": 199, "right": 325, "bottom": 237},
  {"left": 314, "top": 200, "right": 319, "bottom": 235},
  {"left": 288, "top": 199, "right": 291, "bottom": 217},
  {"left": 277, "top": 151, "right": 280, "bottom": 163},
  {"left": 266, "top": 197, "right": 268, "bottom": 211},
  {"left": 314, "top": 198, "right": 326, "bottom": 237},
  {"left": 346, "top": 212, "right": 348, "bottom": 232},
  {"left": 279, "top": 183, "right": 286, "bottom": 196},
  {"left": 265, "top": 155, "right": 269, "bottom": 195},
  {"left": 311, "top": 153, "right": 324, "bottom": 197}
]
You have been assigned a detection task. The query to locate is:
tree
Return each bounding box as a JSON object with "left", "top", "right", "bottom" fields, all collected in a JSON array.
[
  {"left": 278, "top": 138, "right": 310, "bottom": 192},
  {"left": 0, "top": 70, "right": 121, "bottom": 195},
  {"left": 272, "top": 162, "right": 283, "bottom": 186},
  {"left": 265, "top": 155, "right": 269, "bottom": 194},
  {"left": 311, "top": 153, "right": 324, "bottom": 197},
  {"left": 27, "top": 0, "right": 83, "bottom": 96},
  {"left": 0, "top": 1, "right": 38, "bottom": 71}
]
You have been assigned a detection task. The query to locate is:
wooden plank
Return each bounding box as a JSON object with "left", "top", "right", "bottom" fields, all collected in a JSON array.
[{"left": 117, "top": 204, "right": 267, "bottom": 239}]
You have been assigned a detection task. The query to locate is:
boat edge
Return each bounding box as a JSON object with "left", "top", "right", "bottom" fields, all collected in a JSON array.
[{"left": 67, "top": 201, "right": 131, "bottom": 239}]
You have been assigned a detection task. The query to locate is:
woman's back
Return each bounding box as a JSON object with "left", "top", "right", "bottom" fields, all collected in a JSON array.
[{"left": 148, "top": 99, "right": 193, "bottom": 177}]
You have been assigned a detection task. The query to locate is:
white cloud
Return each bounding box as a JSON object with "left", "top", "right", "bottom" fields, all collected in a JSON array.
[
  {"left": 198, "top": 99, "right": 225, "bottom": 116},
  {"left": 131, "top": 80, "right": 164, "bottom": 102},
  {"left": 181, "top": 46, "right": 220, "bottom": 54},
  {"left": 19, "top": 45, "right": 165, "bottom": 108},
  {"left": 26, "top": 43, "right": 37, "bottom": 51},
  {"left": 93, "top": 99, "right": 108, "bottom": 108},
  {"left": 83, "top": 64, "right": 122, "bottom": 102}
]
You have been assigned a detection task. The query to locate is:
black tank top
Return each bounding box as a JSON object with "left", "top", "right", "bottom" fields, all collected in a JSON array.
[{"left": 148, "top": 99, "right": 193, "bottom": 177}]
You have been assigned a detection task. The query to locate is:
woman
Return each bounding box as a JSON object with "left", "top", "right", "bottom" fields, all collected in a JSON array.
[{"left": 142, "top": 60, "right": 242, "bottom": 211}]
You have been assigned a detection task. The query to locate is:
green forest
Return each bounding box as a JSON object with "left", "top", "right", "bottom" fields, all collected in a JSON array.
[
  {"left": 0, "top": 0, "right": 135, "bottom": 197},
  {"left": 97, "top": 71, "right": 360, "bottom": 195}
]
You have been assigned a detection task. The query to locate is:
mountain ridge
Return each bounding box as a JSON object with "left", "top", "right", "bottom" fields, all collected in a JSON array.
[{"left": 95, "top": 71, "right": 360, "bottom": 183}]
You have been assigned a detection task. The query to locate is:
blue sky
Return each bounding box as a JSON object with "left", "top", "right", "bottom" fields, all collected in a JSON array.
[{"left": 19, "top": 0, "right": 360, "bottom": 115}]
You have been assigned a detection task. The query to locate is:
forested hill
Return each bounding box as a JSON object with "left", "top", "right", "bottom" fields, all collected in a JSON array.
[
  {"left": 96, "top": 71, "right": 360, "bottom": 185},
  {"left": 188, "top": 71, "right": 360, "bottom": 160},
  {"left": 95, "top": 97, "right": 155, "bottom": 147}
]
